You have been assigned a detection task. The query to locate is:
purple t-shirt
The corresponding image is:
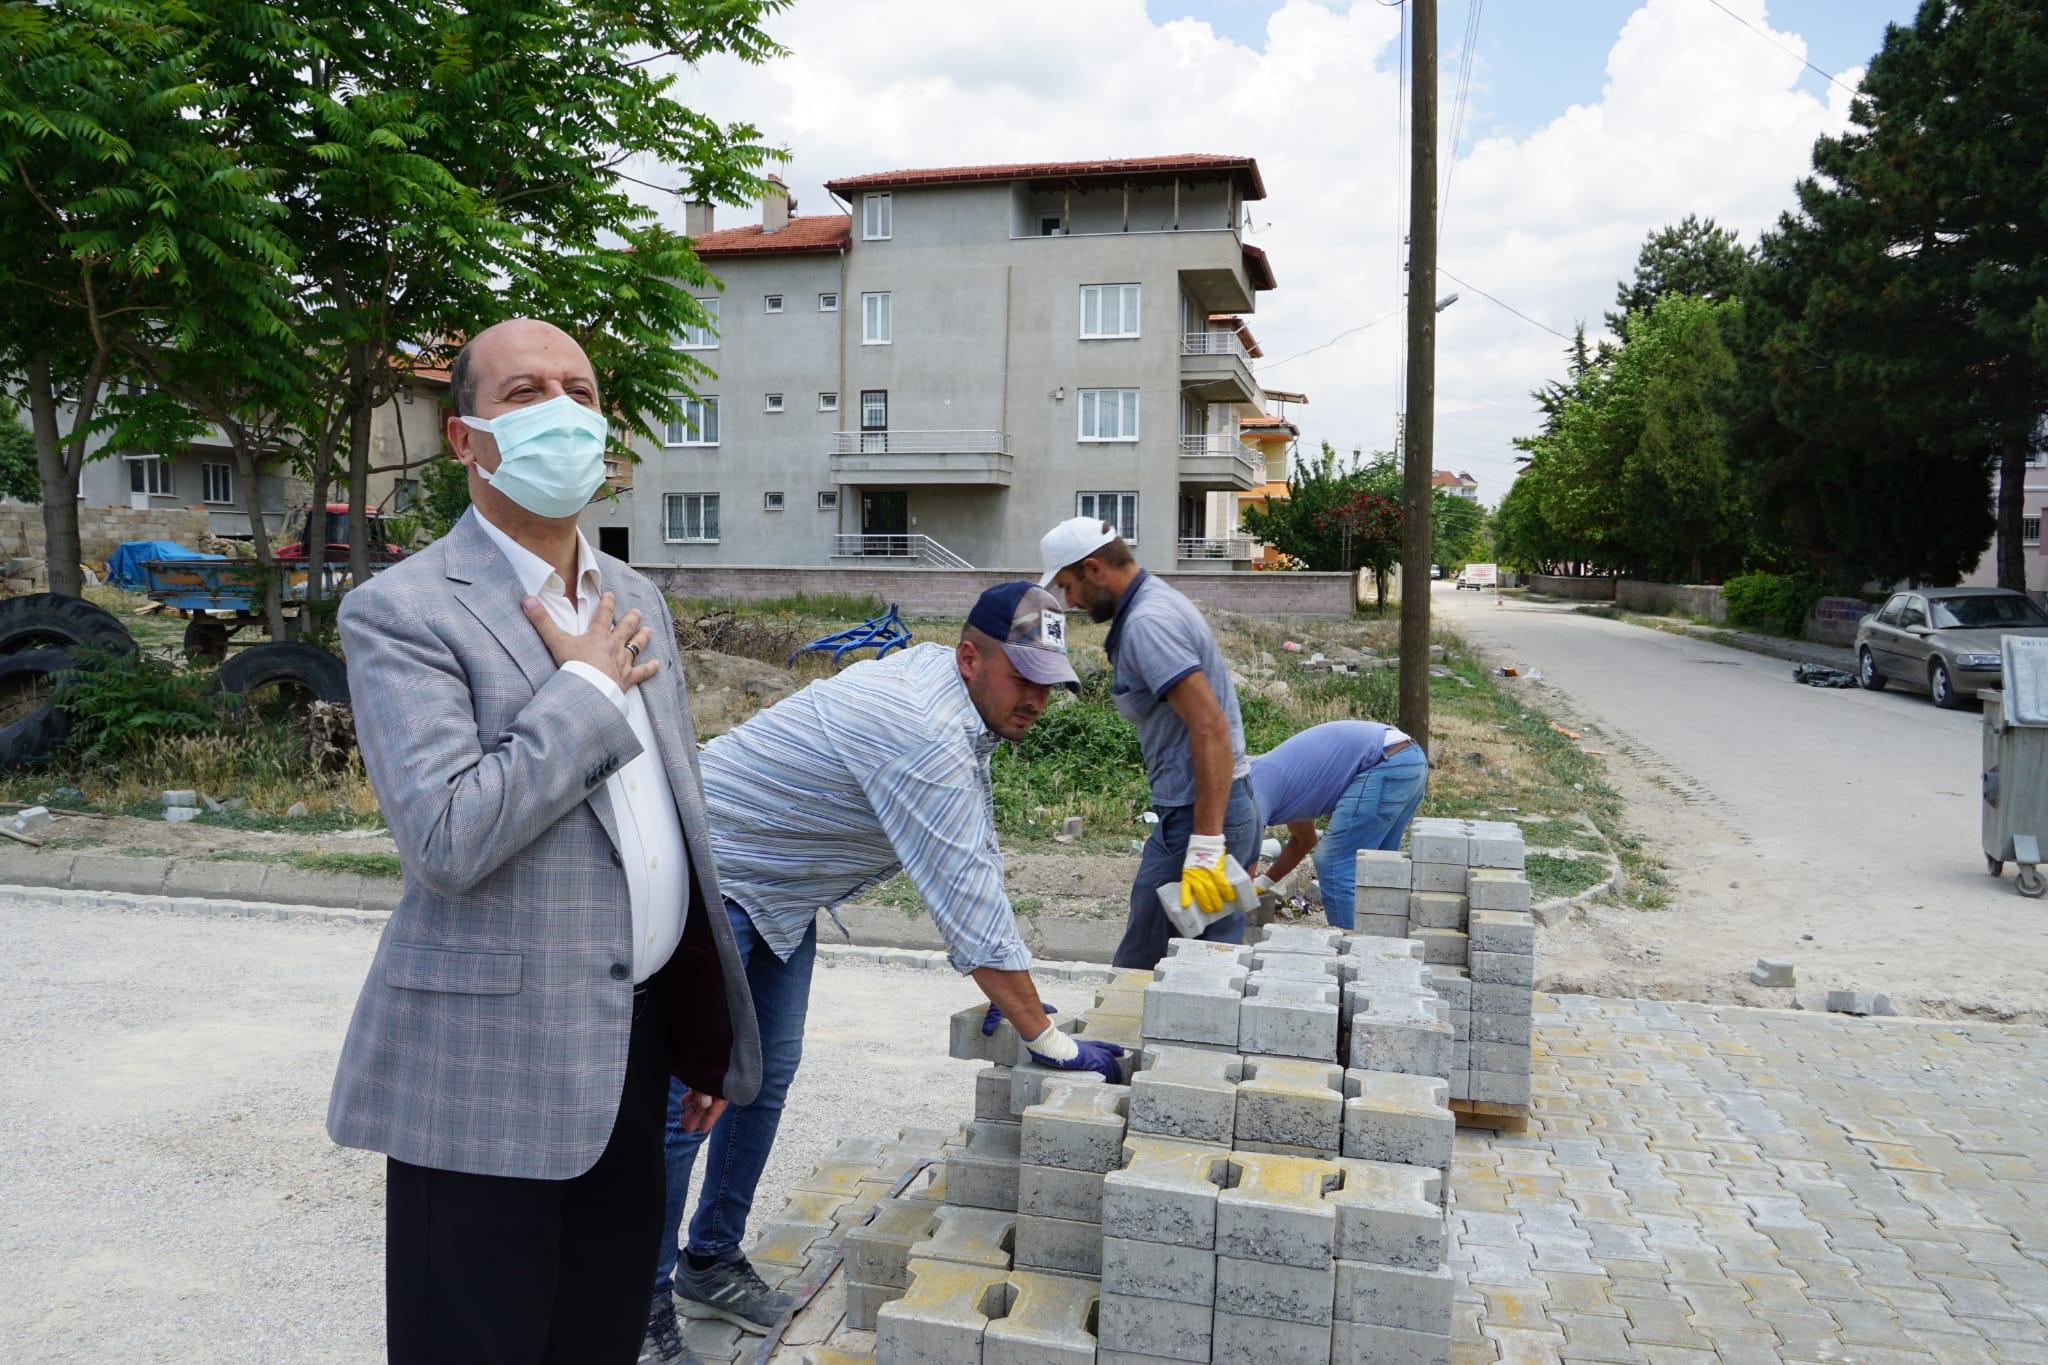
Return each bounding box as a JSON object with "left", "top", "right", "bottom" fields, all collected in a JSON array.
[{"left": 1248, "top": 720, "right": 1400, "bottom": 825}]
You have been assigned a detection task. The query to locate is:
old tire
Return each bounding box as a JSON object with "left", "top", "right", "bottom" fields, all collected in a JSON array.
[
  {"left": 1929, "top": 659, "right": 1966, "bottom": 710},
  {"left": 1857, "top": 647, "right": 1886, "bottom": 691},
  {"left": 0, "top": 647, "right": 77, "bottom": 769},
  {"left": 0, "top": 593, "right": 135, "bottom": 659},
  {"left": 210, "top": 641, "right": 350, "bottom": 707}
]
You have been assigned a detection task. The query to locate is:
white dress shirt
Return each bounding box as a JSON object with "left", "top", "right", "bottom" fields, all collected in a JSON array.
[{"left": 475, "top": 512, "right": 689, "bottom": 981}]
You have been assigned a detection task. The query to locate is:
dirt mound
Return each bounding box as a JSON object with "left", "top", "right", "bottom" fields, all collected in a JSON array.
[
  {"left": 673, "top": 610, "right": 803, "bottom": 664},
  {"left": 681, "top": 649, "right": 800, "bottom": 735}
]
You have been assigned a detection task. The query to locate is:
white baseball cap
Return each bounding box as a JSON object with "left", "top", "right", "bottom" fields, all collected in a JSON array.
[{"left": 1038, "top": 515, "right": 1119, "bottom": 587}]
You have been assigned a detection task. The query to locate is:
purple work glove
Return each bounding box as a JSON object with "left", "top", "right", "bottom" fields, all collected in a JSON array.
[
  {"left": 981, "top": 1002, "right": 1055, "bottom": 1036},
  {"left": 1026, "top": 1036, "right": 1127, "bottom": 1086}
]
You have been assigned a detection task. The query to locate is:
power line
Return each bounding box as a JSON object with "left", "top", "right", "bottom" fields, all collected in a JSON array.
[
  {"left": 1254, "top": 304, "right": 1408, "bottom": 374},
  {"left": 1693, "top": 0, "right": 1859, "bottom": 96},
  {"left": 1439, "top": 0, "right": 1484, "bottom": 236},
  {"left": 1438, "top": 268, "right": 1573, "bottom": 340}
]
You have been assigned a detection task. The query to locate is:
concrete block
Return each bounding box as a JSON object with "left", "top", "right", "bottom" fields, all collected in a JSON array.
[
  {"left": 952, "top": 1002, "right": 1021, "bottom": 1064},
  {"left": 1101, "top": 1235, "right": 1216, "bottom": 1305},
  {"left": 1216, "top": 1151, "right": 1344, "bottom": 1269},
  {"left": 1101, "top": 1135, "right": 1231, "bottom": 1249},
  {"left": 1405, "top": 892, "right": 1466, "bottom": 931},
  {"left": 1471, "top": 1041, "right": 1530, "bottom": 1076},
  {"left": 1469, "top": 949, "right": 1532, "bottom": 987},
  {"left": 1129, "top": 1045, "right": 1243, "bottom": 1146},
  {"left": 1354, "top": 913, "right": 1411, "bottom": 939},
  {"left": 1013, "top": 1212, "right": 1102, "bottom": 1276},
  {"left": 161, "top": 790, "right": 199, "bottom": 808},
  {"left": 1749, "top": 958, "right": 1796, "bottom": 987},
  {"left": 1448, "top": 1071, "right": 1470, "bottom": 1102},
  {"left": 1467, "top": 910, "right": 1534, "bottom": 957},
  {"left": 1409, "top": 928, "right": 1470, "bottom": 967},
  {"left": 1471, "top": 1010, "right": 1530, "bottom": 1046},
  {"left": 1448, "top": 1012, "right": 1471, "bottom": 1044},
  {"left": 946, "top": 1119, "right": 1023, "bottom": 1211},
  {"left": 976, "top": 1065, "right": 1018, "bottom": 1123},
  {"left": 1240, "top": 976, "right": 1342, "bottom": 1061},
  {"left": 1343, "top": 935, "right": 1425, "bottom": 964},
  {"left": 1357, "top": 885, "right": 1413, "bottom": 918},
  {"left": 1141, "top": 965, "right": 1246, "bottom": 1046},
  {"left": 1014, "top": 1059, "right": 1118, "bottom": 1114},
  {"left": 1072, "top": 1013, "right": 1144, "bottom": 1052},
  {"left": 983, "top": 1270, "right": 1100, "bottom": 1365},
  {"left": 769, "top": 1188, "right": 846, "bottom": 1231},
  {"left": 1249, "top": 950, "right": 1348, "bottom": 983},
  {"left": 747, "top": 1219, "right": 830, "bottom": 1268},
  {"left": 1102, "top": 968, "right": 1158, "bottom": 995},
  {"left": 1332, "top": 1259, "right": 1454, "bottom": 1333},
  {"left": 831, "top": 1185, "right": 889, "bottom": 1229},
  {"left": 1345, "top": 1000, "right": 1452, "bottom": 1080},
  {"left": 1332, "top": 1319, "right": 1450, "bottom": 1365},
  {"left": 844, "top": 1275, "right": 902, "bottom": 1332},
  {"left": 1407, "top": 819, "right": 1466, "bottom": 866},
  {"left": 1470, "top": 981, "right": 1533, "bottom": 1016},
  {"left": 1098, "top": 1291, "right": 1211, "bottom": 1361},
  {"left": 875, "top": 1258, "right": 1010, "bottom": 1365},
  {"left": 1470, "top": 1069, "right": 1532, "bottom": 1106},
  {"left": 1354, "top": 849, "right": 1410, "bottom": 889},
  {"left": 1465, "top": 825, "right": 1525, "bottom": 870},
  {"left": 844, "top": 1198, "right": 942, "bottom": 1288},
  {"left": 907, "top": 1204, "right": 1016, "bottom": 1271},
  {"left": 1342, "top": 1071, "right": 1454, "bottom": 1171},
  {"left": 1465, "top": 868, "right": 1532, "bottom": 913},
  {"left": 1257, "top": 923, "right": 1347, "bottom": 956},
  {"left": 1407, "top": 861, "right": 1466, "bottom": 895},
  {"left": 1424, "top": 966, "right": 1470, "bottom": 1012},
  {"left": 1215, "top": 1309, "right": 1334, "bottom": 1364},
  {"left": 1218, "top": 1255, "right": 1337, "bottom": 1326},
  {"left": 904, "top": 1165, "right": 949, "bottom": 1204},
  {"left": 1235, "top": 1056, "right": 1345, "bottom": 1151},
  {"left": 831, "top": 1135, "right": 892, "bottom": 1165},
  {"left": 1328, "top": 1159, "right": 1444, "bottom": 1269},
  {"left": 1019, "top": 1162, "right": 1105, "bottom": 1224},
  {"left": 1163, "top": 937, "right": 1254, "bottom": 969},
  {"left": 798, "top": 1160, "right": 878, "bottom": 1198},
  {"left": 1232, "top": 1138, "right": 1332, "bottom": 1159},
  {"left": 1021, "top": 1081, "right": 1130, "bottom": 1174}
]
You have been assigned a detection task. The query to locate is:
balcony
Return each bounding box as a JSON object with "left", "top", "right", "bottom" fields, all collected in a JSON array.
[
  {"left": 1177, "top": 435, "right": 1262, "bottom": 491},
  {"left": 1177, "top": 537, "right": 1257, "bottom": 563},
  {"left": 830, "top": 534, "right": 974, "bottom": 569},
  {"left": 1180, "top": 330, "right": 1260, "bottom": 405},
  {"left": 830, "top": 430, "right": 1012, "bottom": 487}
]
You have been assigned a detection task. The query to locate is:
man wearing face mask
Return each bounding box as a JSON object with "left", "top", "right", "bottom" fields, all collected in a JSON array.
[{"left": 326, "top": 318, "right": 761, "bottom": 1365}]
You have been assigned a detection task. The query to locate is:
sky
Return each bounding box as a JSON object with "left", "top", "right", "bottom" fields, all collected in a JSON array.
[{"left": 646, "top": 0, "right": 1922, "bottom": 506}]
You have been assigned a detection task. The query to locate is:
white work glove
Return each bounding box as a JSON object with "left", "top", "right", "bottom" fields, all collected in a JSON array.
[
  {"left": 1022, "top": 1022, "right": 1079, "bottom": 1063},
  {"left": 1253, "top": 874, "right": 1275, "bottom": 896}
]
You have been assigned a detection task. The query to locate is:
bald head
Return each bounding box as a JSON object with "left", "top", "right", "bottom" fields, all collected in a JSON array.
[{"left": 448, "top": 319, "right": 596, "bottom": 418}]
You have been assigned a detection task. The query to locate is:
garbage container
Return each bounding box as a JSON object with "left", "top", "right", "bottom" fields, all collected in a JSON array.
[{"left": 1981, "top": 637, "right": 2048, "bottom": 898}]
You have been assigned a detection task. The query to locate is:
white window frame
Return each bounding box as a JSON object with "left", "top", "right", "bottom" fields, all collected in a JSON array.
[
  {"left": 818, "top": 292, "right": 839, "bottom": 312},
  {"left": 1078, "top": 388, "right": 1140, "bottom": 442},
  {"left": 1080, "top": 284, "right": 1142, "bottom": 340},
  {"left": 863, "top": 292, "right": 892, "bottom": 346},
  {"left": 663, "top": 492, "right": 720, "bottom": 543},
  {"left": 2024, "top": 514, "right": 2042, "bottom": 546},
  {"left": 764, "top": 294, "right": 783, "bottom": 314},
  {"left": 764, "top": 393, "right": 785, "bottom": 413},
  {"left": 200, "top": 461, "right": 235, "bottom": 505},
  {"left": 818, "top": 392, "right": 839, "bottom": 413},
  {"left": 1077, "top": 491, "right": 1139, "bottom": 544},
  {"left": 863, "top": 193, "right": 892, "bottom": 241},
  {"left": 127, "top": 455, "right": 174, "bottom": 496},
  {"left": 763, "top": 491, "right": 785, "bottom": 512},
  {"left": 676, "top": 298, "right": 720, "bottom": 350},
  {"left": 664, "top": 395, "right": 719, "bottom": 447},
  {"left": 817, "top": 490, "right": 839, "bottom": 512}
]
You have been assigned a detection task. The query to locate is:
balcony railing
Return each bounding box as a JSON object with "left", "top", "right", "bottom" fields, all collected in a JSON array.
[
  {"left": 831, "top": 534, "right": 974, "bottom": 569},
  {"left": 1177, "top": 537, "right": 1257, "bottom": 561},
  {"left": 830, "top": 430, "right": 1008, "bottom": 456},
  {"left": 1182, "top": 330, "right": 1253, "bottom": 364},
  {"left": 1177, "top": 435, "right": 1261, "bottom": 478}
]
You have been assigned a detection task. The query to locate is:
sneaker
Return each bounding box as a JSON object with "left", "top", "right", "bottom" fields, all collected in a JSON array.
[
  {"left": 671, "top": 1250, "right": 795, "bottom": 1335},
  {"left": 638, "top": 1294, "right": 695, "bottom": 1364}
]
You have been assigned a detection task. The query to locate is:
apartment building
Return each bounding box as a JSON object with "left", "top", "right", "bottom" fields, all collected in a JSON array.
[
  {"left": 1432, "top": 469, "right": 1479, "bottom": 501},
  {"left": 581, "top": 153, "right": 1281, "bottom": 573},
  {"left": 1960, "top": 439, "right": 2048, "bottom": 600}
]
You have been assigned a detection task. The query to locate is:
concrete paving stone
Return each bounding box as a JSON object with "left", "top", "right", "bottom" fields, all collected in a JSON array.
[
  {"left": 1472, "top": 981, "right": 1534, "bottom": 1015},
  {"left": 951, "top": 1002, "right": 1022, "bottom": 1064},
  {"left": 843, "top": 1275, "right": 902, "bottom": 1332},
  {"left": 981, "top": 1269, "right": 1100, "bottom": 1365},
  {"left": 945, "top": 1119, "right": 1023, "bottom": 1211},
  {"left": 1346, "top": 934, "right": 1428, "bottom": 964},
  {"left": 1469, "top": 910, "right": 1536, "bottom": 957},
  {"left": 843, "top": 1198, "right": 942, "bottom": 1289},
  {"left": 1140, "top": 965, "right": 1247, "bottom": 1046},
  {"left": 1162, "top": 936, "right": 1256, "bottom": 968},
  {"left": 1073, "top": 1012, "right": 1144, "bottom": 1052},
  {"left": 677, "top": 1316, "right": 745, "bottom": 1361},
  {"left": 1236, "top": 1056, "right": 1347, "bottom": 1151},
  {"left": 1259, "top": 923, "right": 1350, "bottom": 956},
  {"left": 1018, "top": 1162, "right": 1106, "bottom": 1224},
  {"left": 1471, "top": 950, "right": 1535, "bottom": 988},
  {"left": 1020, "top": 1079, "right": 1130, "bottom": 1173},
  {"left": 1409, "top": 819, "right": 1469, "bottom": 866},
  {"left": 1348, "top": 1001, "right": 1454, "bottom": 1080},
  {"left": 1356, "top": 848, "right": 1413, "bottom": 889},
  {"left": 1329, "top": 1157, "right": 1445, "bottom": 1269},
  {"left": 830, "top": 1186, "right": 890, "bottom": 1229},
  {"left": 975, "top": 1065, "right": 1017, "bottom": 1124},
  {"left": 1466, "top": 828, "right": 1526, "bottom": 871},
  {"left": 1344, "top": 1069, "right": 1454, "bottom": 1171},
  {"left": 1475, "top": 1010, "right": 1534, "bottom": 1046},
  {"left": 1356, "top": 912, "right": 1414, "bottom": 938},
  {"left": 798, "top": 1160, "right": 881, "bottom": 1199},
  {"left": 905, "top": 1204, "right": 1017, "bottom": 1272},
  {"left": 1100, "top": 1235, "right": 1217, "bottom": 1305},
  {"left": 1217, "top": 1150, "right": 1346, "bottom": 1269},
  {"left": 1241, "top": 975, "right": 1343, "bottom": 1060},
  {"left": 874, "top": 1258, "right": 1010, "bottom": 1365},
  {"left": 1413, "top": 928, "right": 1473, "bottom": 967},
  {"left": 1473, "top": 1041, "right": 1532, "bottom": 1076},
  {"left": 1218, "top": 1253, "right": 1339, "bottom": 1325},
  {"left": 1253, "top": 949, "right": 1352, "bottom": 982},
  {"left": 901, "top": 1165, "right": 948, "bottom": 1205},
  {"left": 1100, "top": 1134, "right": 1232, "bottom": 1249},
  {"left": 1410, "top": 860, "right": 1469, "bottom": 895},
  {"left": 747, "top": 1220, "right": 832, "bottom": 1268},
  {"left": 1334, "top": 1258, "right": 1455, "bottom": 1332},
  {"left": 1428, "top": 965, "right": 1473, "bottom": 1008},
  {"left": 1466, "top": 868, "right": 1534, "bottom": 913},
  {"left": 776, "top": 1188, "right": 854, "bottom": 1231},
  {"left": 1333, "top": 1317, "right": 1452, "bottom": 1364},
  {"left": 1013, "top": 1211, "right": 1102, "bottom": 1276},
  {"left": 1129, "top": 1045, "right": 1244, "bottom": 1146},
  {"left": 1409, "top": 891, "right": 1469, "bottom": 931},
  {"left": 1097, "top": 1290, "right": 1213, "bottom": 1361},
  {"left": 1361, "top": 886, "right": 1416, "bottom": 917},
  {"left": 1237, "top": 1137, "right": 1342, "bottom": 1158},
  {"left": 1213, "top": 1308, "right": 1336, "bottom": 1364}
]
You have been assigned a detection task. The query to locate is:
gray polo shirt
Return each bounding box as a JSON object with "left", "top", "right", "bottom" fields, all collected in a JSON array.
[{"left": 1104, "top": 571, "right": 1249, "bottom": 808}]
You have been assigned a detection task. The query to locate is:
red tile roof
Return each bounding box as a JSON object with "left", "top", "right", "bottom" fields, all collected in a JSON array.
[
  {"left": 826, "top": 154, "right": 1265, "bottom": 200},
  {"left": 692, "top": 214, "right": 851, "bottom": 257},
  {"left": 1242, "top": 243, "right": 1276, "bottom": 291},
  {"left": 1432, "top": 470, "right": 1473, "bottom": 487},
  {"left": 1241, "top": 415, "right": 1297, "bottom": 436}
]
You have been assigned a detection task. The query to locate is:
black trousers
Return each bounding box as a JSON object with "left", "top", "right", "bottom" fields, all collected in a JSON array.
[{"left": 387, "top": 989, "right": 671, "bottom": 1365}]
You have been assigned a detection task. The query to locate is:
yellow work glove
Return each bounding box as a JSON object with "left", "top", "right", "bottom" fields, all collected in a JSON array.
[{"left": 1180, "top": 832, "right": 1231, "bottom": 915}]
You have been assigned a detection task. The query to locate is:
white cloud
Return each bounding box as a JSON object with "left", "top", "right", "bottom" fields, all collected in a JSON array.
[{"left": 642, "top": 0, "right": 1860, "bottom": 505}]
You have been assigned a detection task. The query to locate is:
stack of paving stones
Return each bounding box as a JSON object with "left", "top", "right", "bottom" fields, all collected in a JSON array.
[{"left": 1355, "top": 816, "right": 1535, "bottom": 1113}]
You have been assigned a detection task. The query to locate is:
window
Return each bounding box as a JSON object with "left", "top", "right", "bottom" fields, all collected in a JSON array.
[
  {"left": 676, "top": 298, "right": 720, "bottom": 349},
  {"left": 1078, "top": 388, "right": 1139, "bottom": 442},
  {"left": 817, "top": 490, "right": 839, "bottom": 512},
  {"left": 1040, "top": 215, "right": 1064, "bottom": 237},
  {"left": 664, "top": 492, "right": 720, "bottom": 543},
  {"left": 819, "top": 392, "right": 839, "bottom": 412},
  {"left": 764, "top": 294, "right": 783, "bottom": 314},
  {"left": 1077, "top": 491, "right": 1139, "bottom": 543},
  {"left": 863, "top": 193, "right": 892, "bottom": 241},
  {"left": 764, "top": 393, "right": 785, "bottom": 413},
  {"left": 819, "top": 292, "right": 839, "bottom": 312},
  {"left": 863, "top": 292, "right": 892, "bottom": 345},
  {"left": 1081, "top": 284, "right": 1141, "bottom": 339},
  {"left": 127, "top": 456, "right": 174, "bottom": 496},
  {"left": 200, "top": 462, "right": 235, "bottom": 505},
  {"left": 860, "top": 389, "right": 888, "bottom": 453},
  {"left": 1897, "top": 598, "right": 1928, "bottom": 631},
  {"left": 764, "top": 491, "right": 785, "bottom": 512},
  {"left": 1876, "top": 594, "right": 1907, "bottom": 627},
  {"left": 2026, "top": 515, "right": 2043, "bottom": 545},
  {"left": 664, "top": 395, "right": 719, "bottom": 446},
  {"left": 391, "top": 478, "right": 419, "bottom": 512}
]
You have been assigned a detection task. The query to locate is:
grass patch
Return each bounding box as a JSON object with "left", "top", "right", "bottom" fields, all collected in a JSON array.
[
  {"left": 1514, "top": 818, "right": 1606, "bottom": 853},
  {"left": 671, "top": 591, "right": 887, "bottom": 621},
  {"left": 199, "top": 848, "right": 402, "bottom": 878},
  {"left": 1526, "top": 853, "right": 1611, "bottom": 902}
]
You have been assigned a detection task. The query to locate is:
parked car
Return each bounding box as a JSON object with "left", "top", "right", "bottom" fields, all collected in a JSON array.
[
  {"left": 1430, "top": 565, "right": 1443, "bottom": 580},
  {"left": 1855, "top": 587, "right": 2048, "bottom": 708}
]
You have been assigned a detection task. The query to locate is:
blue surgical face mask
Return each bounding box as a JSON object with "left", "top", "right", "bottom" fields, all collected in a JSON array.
[{"left": 459, "top": 395, "right": 609, "bottom": 519}]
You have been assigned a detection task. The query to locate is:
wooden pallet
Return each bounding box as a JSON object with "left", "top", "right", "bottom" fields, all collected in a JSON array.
[{"left": 1451, "top": 1098, "right": 1531, "bottom": 1134}]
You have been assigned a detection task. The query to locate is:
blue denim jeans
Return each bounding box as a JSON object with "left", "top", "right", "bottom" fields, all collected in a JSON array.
[
  {"left": 651, "top": 899, "right": 816, "bottom": 1298},
  {"left": 1313, "top": 747, "right": 1430, "bottom": 929},
  {"left": 1114, "top": 776, "right": 1263, "bottom": 970}
]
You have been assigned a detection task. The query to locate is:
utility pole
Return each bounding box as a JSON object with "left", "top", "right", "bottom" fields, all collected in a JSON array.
[{"left": 1398, "top": 0, "right": 1438, "bottom": 741}]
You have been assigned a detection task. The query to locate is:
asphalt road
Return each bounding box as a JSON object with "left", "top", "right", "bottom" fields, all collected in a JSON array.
[{"left": 1436, "top": 584, "right": 2048, "bottom": 1018}]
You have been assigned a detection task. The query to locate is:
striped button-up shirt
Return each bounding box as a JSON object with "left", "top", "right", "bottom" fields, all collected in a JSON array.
[{"left": 701, "top": 642, "right": 1031, "bottom": 974}]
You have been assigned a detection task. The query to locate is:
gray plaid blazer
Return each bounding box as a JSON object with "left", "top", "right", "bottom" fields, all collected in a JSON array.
[{"left": 326, "top": 509, "right": 762, "bottom": 1180}]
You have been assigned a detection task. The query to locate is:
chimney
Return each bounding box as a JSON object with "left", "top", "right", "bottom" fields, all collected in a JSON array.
[
  {"left": 761, "top": 174, "right": 789, "bottom": 234},
  {"left": 684, "top": 201, "right": 714, "bottom": 237}
]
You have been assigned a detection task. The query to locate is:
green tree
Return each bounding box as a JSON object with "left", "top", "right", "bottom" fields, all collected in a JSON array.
[
  {"left": 1430, "top": 490, "right": 1485, "bottom": 571},
  {"left": 1492, "top": 475, "right": 1569, "bottom": 575},
  {"left": 1241, "top": 444, "right": 1401, "bottom": 568},
  {"left": 1605, "top": 215, "right": 1755, "bottom": 342},
  {"left": 0, "top": 417, "right": 39, "bottom": 504},
  {"left": 416, "top": 451, "right": 473, "bottom": 539}
]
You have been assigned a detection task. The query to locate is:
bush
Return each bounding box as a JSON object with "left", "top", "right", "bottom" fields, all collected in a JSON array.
[
  {"left": 56, "top": 647, "right": 228, "bottom": 762},
  {"left": 1721, "top": 572, "right": 1822, "bottom": 637}
]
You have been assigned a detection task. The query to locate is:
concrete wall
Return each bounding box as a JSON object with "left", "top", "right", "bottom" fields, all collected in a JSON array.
[
  {"left": 1808, "top": 595, "right": 1874, "bottom": 645},
  {"left": 1616, "top": 580, "right": 1728, "bottom": 623},
  {"left": 0, "top": 504, "right": 212, "bottom": 576},
  {"left": 633, "top": 563, "right": 1356, "bottom": 618},
  {"left": 1529, "top": 574, "right": 1616, "bottom": 600}
]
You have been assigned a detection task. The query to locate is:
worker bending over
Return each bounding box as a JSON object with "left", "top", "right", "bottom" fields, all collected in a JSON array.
[{"left": 1251, "top": 719, "right": 1429, "bottom": 929}]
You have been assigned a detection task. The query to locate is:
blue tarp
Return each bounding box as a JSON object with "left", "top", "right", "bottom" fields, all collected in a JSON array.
[{"left": 106, "top": 540, "right": 225, "bottom": 590}]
